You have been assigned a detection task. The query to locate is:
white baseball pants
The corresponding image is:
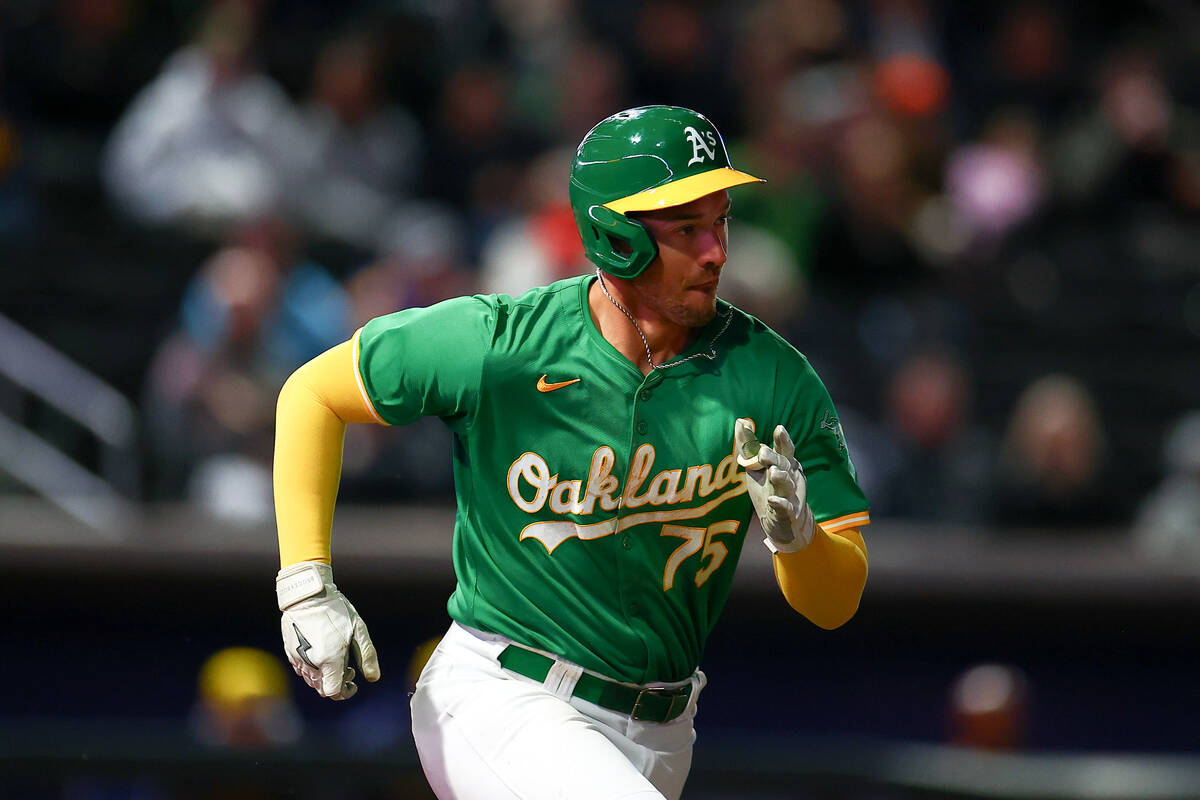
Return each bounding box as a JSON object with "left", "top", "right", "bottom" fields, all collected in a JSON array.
[{"left": 410, "top": 622, "right": 706, "bottom": 800}]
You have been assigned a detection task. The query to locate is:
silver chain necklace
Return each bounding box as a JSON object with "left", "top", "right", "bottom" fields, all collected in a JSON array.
[{"left": 594, "top": 268, "right": 732, "bottom": 371}]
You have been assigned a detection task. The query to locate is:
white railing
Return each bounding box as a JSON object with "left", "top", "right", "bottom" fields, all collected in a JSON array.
[{"left": 0, "top": 313, "right": 139, "bottom": 534}]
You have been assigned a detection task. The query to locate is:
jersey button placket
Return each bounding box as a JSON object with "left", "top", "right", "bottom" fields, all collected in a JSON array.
[{"left": 622, "top": 382, "right": 650, "bottom": 627}]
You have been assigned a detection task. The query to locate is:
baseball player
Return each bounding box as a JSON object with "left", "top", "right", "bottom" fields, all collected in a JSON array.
[{"left": 273, "top": 105, "right": 870, "bottom": 799}]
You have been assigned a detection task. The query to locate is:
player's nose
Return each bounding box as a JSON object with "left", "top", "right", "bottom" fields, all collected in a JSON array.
[{"left": 697, "top": 229, "right": 727, "bottom": 271}]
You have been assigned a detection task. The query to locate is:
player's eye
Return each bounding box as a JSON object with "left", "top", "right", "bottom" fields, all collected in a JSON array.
[{"left": 677, "top": 224, "right": 696, "bottom": 236}]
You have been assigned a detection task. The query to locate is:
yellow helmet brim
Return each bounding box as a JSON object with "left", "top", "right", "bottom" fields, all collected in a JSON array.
[{"left": 603, "top": 167, "right": 764, "bottom": 214}]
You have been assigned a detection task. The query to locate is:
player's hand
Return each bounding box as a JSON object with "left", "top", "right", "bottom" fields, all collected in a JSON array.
[
  {"left": 277, "top": 561, "right": 381, "bottom": 700},
  {"left": 734, "top": 418, "right": 816, "bottom": 554}
]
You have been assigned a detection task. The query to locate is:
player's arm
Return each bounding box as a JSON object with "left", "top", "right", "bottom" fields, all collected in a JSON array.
[
  {"left": 771, "top": 525, "right": 867, "bottom": 630},
  {"left": 274, "top": 338, "right": 383, "bottom": 700},
  {"left": 275, "top": 338, "right": 381, "bottom": 566},
  {"left": 734, "top": 419, "right": 868, "bottom": 629}
]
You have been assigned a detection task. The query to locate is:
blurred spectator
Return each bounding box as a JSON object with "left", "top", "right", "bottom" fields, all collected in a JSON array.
[
  {"left": 102, "top": 0, "right": 295, "bottom": 234},
  {"left": 942, "top": 109, "right": 1046, "bottom": 256},
  {"left": 1133, "top": 411, "right": 1200, "bottom": 567},
  {"left": 947, "top": 663, "right": 1031, "bottom": 750},
  {"left": 728, "top": 0, "right": 865, "bottom": 294},
  {"left": 719, "top": 223, "right": 810, "bottom": 332},
  {"left": 477, "top": 147, "right": 586, "bottom": 295},
  {"left": 727, "top": 124, "right": 827, "bottom": 294},
  {"left": 550, "top": 40, "right": 630, "bottom": 143},
  {"left": 280, "top": 30, "right": 427, "bottom": 251},
  {"left": 944, "top": 2, "right": 1075, "bottom": 133},
  {"left": 869, "top": 0, "right": 950, "bottom": 120},
  {"left": 337, "top": 206, "right": 473, "bottom": 503},
  {"left": 491, "top": 0, "right": 577, "bottom": 64},
  {"left": 733, "top": 0, "right": 861, "bottom": 132},
  {"left": 874, "top": 53, "right": 949, "bottom": 120},
  {"left": 178, "top": 218, "right": 348, "bottom": 375},
  {"left": 420, "top": 60, "right": 545, "bottom": 258},
  {"left": 624, "top": 0, "right": 736, "bottom": 120},
  {"left": 993, "top": 374, "right": 1118, "bottom": 528},
  {"left": 727, "top": 70, "right": 852, "bottom": 285},
  {"left": 492, "top": 0, "right": 585, "bottom": 137},
  {"left": 810, "top": 110, "right": 934, "bottom": 298},
  {"left": 191, "top": 646, "right": 301, "bottom": 748},
  {"left": 1050, "top": 45, "right": 1200, "bottom": 223},
  {"left": 795, "top": 0, "right": 955, "bottom": 299},
  {"left": 873, "top": 349, "right": 995, "bottom": 523},
  {"left": 143, "top": 217, "right": 350, "bottom": 512},
  {"left": 346, "top": 204, "right": 476, "bottom": 324}
]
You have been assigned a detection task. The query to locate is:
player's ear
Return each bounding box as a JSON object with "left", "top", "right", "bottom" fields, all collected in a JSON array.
[{"left": 581, "top": 205, "right": 657, "bottom": 279}]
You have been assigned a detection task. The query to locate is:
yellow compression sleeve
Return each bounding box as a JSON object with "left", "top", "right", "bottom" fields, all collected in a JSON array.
[
  {"left": 772, "top": 526, "right": 868, "bottom": 630},
  {"left": 274, "top": 338, "right": 384, "bottom": 567}
]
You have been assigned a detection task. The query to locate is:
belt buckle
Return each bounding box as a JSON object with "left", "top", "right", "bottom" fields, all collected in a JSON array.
[{"left": 630, "top": 685, "right": 688, "bottom": 722}]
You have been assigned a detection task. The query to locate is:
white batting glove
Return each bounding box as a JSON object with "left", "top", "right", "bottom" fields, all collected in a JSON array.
[
  {"left": 277, "top": 561, "right": 380, "bottom": 700},
  {"left": 734, "top": 418, "right": 816, "bottom": 554}
]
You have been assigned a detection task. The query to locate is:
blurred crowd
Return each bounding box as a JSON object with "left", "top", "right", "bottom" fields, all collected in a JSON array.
[{"left": 2, "top": 0, "right": 1199, "bottom": 549}]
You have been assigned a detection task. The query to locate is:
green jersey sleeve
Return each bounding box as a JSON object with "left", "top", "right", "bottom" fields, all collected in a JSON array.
[
  {"left": 356, "top": 295, "right": 496, "bottom": 429},
  {"left": 778, "top": 355, "right": 870, "bottom": 533}
]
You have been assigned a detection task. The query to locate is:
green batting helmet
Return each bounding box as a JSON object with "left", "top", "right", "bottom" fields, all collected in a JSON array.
[{"left": 569, "top": 105, "right": 764, "bottom": 279}]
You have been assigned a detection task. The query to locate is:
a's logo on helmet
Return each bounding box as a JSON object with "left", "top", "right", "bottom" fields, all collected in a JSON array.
[{"left": 684, "top": 126, "right": 718, "bottom": 166}]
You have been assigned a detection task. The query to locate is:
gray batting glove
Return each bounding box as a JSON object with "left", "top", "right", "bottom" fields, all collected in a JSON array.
[
  {"left": 734, "top": 418, "right": 816, "bottom": 554},
  {"left": 277, "top": 561, "right": 381, "bottom": 700}
]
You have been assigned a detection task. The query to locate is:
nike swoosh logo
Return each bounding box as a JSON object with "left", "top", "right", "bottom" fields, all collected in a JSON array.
[{"left": 537, "top": 375, "right": 581, "bottom": 393}]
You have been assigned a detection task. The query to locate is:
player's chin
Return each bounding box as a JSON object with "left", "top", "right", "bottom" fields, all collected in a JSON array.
[{"left": 676, "top": 296, "right": 718, "bottom": 327}]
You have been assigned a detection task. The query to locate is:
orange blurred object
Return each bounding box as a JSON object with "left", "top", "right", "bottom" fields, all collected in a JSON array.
[
  {"left": 948, "top": 663, "right": 1030, "bottom": 750},
  {"left": 875, "top": 54, "right": 950, "bottom": 117}
]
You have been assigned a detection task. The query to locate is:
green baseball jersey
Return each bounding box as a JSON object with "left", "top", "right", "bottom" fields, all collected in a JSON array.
[{"left": 355, "top": 275, "right": 869, "bottom": 684}]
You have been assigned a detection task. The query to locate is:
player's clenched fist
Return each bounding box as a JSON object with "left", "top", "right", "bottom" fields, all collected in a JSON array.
[
  {"left": 276, "top": 561, "right": 381, "bottom": 700},
  {"left": 734, "top": 418, "right": 816, "bottom": 554}
]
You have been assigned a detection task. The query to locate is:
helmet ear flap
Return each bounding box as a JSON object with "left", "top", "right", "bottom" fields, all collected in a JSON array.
[{"left": 582, "top": 205, "right": 658, "bottom": 279}]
